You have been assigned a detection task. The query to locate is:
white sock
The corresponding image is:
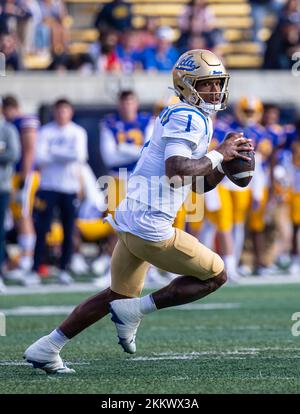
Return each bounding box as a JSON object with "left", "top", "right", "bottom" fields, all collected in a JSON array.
[
  {"left": 19, "top": 255, "right": 33, "bottom": 272},
  {"left": 199, "top": 220, "right": 215, "bottom": 249},
  {"left": 48, "top": 329, "right": 70, "bottom": 351},
  {"left": 223, "top": 255, "right": 237, "bottom": 274},
  {"left": 233, "top": 223, "right": 245, "bottom": 263},
  {"left": 18, "top": 233, "right": 36, "bottom": 253},
  {"left": 140, "top": 294, "right": 157, "bottom": 315}
]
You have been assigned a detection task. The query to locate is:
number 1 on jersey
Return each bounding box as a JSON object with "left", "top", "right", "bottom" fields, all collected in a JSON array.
[{"left": 185, "top": 114, "right": 192, "bottom": 132}]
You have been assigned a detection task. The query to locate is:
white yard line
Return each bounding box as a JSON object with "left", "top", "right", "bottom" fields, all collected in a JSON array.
[
  {"left": 130, "top": 347, "right": 300, "bottom": 362},
  {"left": 166, "top": 303, "right": 240, "bottom": 310},
  {"left": 0, "top": 361, "right": 90, "bottom": 366},
  {"left": 0, "top": 303, "right": 241, "bottom": 316},
  {"left": 1, "top": 275, "right": 300, "bottom": 296},
  {"left": 1, "top": 283, "right": 99, "bottom": 296},
  {"left": 0, "top": 306, "right": 75, "bottom": 316}
]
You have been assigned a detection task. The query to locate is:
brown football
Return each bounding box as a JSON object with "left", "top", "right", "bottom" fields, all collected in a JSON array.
[{"left": 222, "top": 148, "right": 255, "bottom": 188}]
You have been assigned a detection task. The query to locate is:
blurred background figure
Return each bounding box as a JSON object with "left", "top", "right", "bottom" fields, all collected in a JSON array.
[
  {"left": 263, "top": 13, "right": 300, "bottom": 69},
  {"left": 0, "top": 97, "right": 20, "bottom": 292},
  {"left": 287, "top": 140, "right": 300, "bottom": 274},
  {"left": 94, "top": 0, "right": 132, "bottom": 34},
  {"left": 250, "top": 0, "right": 277, "bottom": 43},
  {"left": 96, "top": 90, "right": 153, "bottom": 287},
  {"left": 177, "top": 0, "right": 223, "bottom": 53},
  {"left": 0, "top": 0, "right": 32, "bottom": 53},
  {"left": 27, "top": 98, "right": 88, "bottom": 286},
  {"left": 0, "top": 32, "right": 21, "bottom": 70},
  {"left": 39, "top": 0, "right": 69, "bottom": 54},
  {"left": 115, "top": 30, "right": 143, "bottom": 73},
  {"left": 2, "top": 95, "right": 39, "bottom": 283},
  {"left": 89, "top": 30, "right": 121, "bottom": 73},
  {"left": 141, "top": 26, "right": 179, "bottom": 72}
]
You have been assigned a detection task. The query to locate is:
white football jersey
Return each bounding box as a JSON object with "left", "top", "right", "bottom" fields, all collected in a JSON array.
[{"left": 107, "top": 102, "right": 213, "bottom": 241}]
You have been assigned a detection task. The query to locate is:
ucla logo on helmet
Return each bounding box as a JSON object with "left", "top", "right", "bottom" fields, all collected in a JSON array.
[
  {"left": 176, "top": 55, "right": 199, "bottom": 72},
  {"left": 210, "top": 70, "right": 223, "bottom": 75}
]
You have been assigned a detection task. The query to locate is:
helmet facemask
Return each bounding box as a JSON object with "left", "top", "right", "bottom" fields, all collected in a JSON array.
[{"left": 182, "top": 75, "right": 230, "bottom": 115}]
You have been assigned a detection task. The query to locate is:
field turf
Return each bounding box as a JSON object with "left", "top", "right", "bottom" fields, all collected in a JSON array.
[{"left": 0, "top": 283, "right": 300, "bottom": 394}]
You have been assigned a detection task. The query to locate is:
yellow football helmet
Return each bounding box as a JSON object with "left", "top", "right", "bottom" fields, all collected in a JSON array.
[
  {"left": 235, "top": 96, "right": 263, "bottom": 126},
  {"left": 172, "top": 49, "right": 230, "bottom": 114}
]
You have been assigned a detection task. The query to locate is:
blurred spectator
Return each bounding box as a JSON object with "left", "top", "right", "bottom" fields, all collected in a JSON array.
[
  {"left": 0, "top": 97, "right": 21, "bottom": 292},
  {"left": 0, "top": 0, "right": 31, "bottom": 35},
  {"left": 25, "top": 0, "right": 51, "bottom": 54},
  {"left": 279, "top": 0, "right": 300, "bottom": 24},
  {"left": 39, "top": 0, "right": 69, "bottom": 55},
  {"left": 116, "top": 30, "right": 143, "bottom": 73},
  {"left": 138, "top": 17, "right": 159, "bottom": 49},
  {"left": 0, "top": 32, "right": 22, "bottom": 70},
  {"left": 186, "top": 34, "right": 208, "bottom": 51},
  {"left": 250, "top": 0, "right": 275, "bottom": 42},
  {"left": 48, "top": 51, "right": 94, "bottom": 73},
  {"left": 90, "top": 31, "right": 121, "bottom": 72},
  {"left": 178, "top": 0, "right": 222, "bottom": 51},
  {"left": 94, "top": 0, "right": 132, "bottom": 34},
  {"left": 263, "top": 16, "right": 300, "bottom": 69},
  {"left": 141, "top": 26, "right": 179, "bottom": 72},
  {"left": 0, "top": 0, "right": 34, "bottom": 53},
  {"left": 65, "top": 53, "right": 94, "bottom": 73}
]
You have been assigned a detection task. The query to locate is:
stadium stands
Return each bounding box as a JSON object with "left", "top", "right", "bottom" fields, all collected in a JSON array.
[{"left": 64, "top": 0, "right": 264, "bottom": 69}]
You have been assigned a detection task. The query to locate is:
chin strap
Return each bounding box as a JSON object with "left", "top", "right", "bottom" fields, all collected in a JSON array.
[{"left": 199, "top": 102, "right": 222, "bottom": 115}]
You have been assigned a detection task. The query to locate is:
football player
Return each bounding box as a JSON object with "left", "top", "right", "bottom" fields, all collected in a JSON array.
[
  {"left": 288, "top": 140, "right": 300, "bottom": 274},
  {"left": 24, "top": 49, "right": 254, "bottom": 374},
  {"left": 261, "top": 104, "right": 291, "bottom": 270},
  {"left": 247, "top": 100, "right": 281, "bottom": 275},
  {"left": 2, "top": 95, "right": 39, "bottom": 282}
]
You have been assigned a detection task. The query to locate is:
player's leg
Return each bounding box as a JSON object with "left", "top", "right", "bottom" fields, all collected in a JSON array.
[
  {"left": 110, "top": 228, "right": 226, "bottom": 352},
  {"left": 31, "top": 191, "right": 57, "bottom": 274},
  {"left": 290, "top": 224, "right": 300, "bottom": 274},
  {"left": 0, "top": 192, "right": 10, "bottom": 291},
  {"left": 289, "top": 192, "right": 300, "bottom": 274},
  {"left": 57, "top": 192, "right": 78, "bottom": 284},
  {"left": 231, "top": 189, "right": 251, "bottom": 264},
  {"left": 248, "top": 188, "right": 269, "bottom": 274},
  {"left": 24, "top": 236, "right": 148, "bottom": 372},
  {"left": 207, "top": 185, "right": 238, "bottom": 280},
  {"left": 18, "top": 173, "right": 38, "bottom": 273}
]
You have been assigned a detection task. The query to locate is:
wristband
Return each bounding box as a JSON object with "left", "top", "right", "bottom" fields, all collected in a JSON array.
[
  {"left": 217, "top": 163, "right": 225, "bottom": 174},
  {"left": 204, "top": 150, "right": 224, "bottom": 169}
]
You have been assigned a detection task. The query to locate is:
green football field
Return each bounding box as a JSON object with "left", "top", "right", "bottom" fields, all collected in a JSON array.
[{"left": 1, "top": 283, "right": 300, "bottom": 394}]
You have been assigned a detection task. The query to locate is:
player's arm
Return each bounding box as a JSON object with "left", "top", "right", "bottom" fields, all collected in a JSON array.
[
  {"left": 201, "top": 168, "right": 225, "bottom": 193},
  {"left": 99, "top": 123, "right": 141, "bottom": 168},
  {"left": 165, "top": 133, "right": 253, "bottom": 183},
  {"left": 0, "top": 124, "right": 21, "bottom": 164},
  {"left": 35, "top": 128, "right": 53, "bottom": 166},
  {"left": 20, "top": 127, "right": 36, "bottom": 180}
]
